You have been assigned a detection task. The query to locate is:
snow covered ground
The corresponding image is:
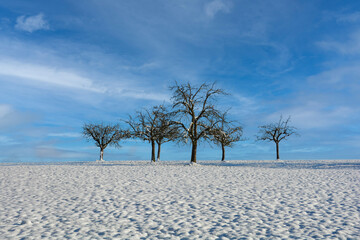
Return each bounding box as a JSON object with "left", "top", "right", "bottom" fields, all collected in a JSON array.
[{"left": 0, "top": 160, "right": 359, "bottom": 239}]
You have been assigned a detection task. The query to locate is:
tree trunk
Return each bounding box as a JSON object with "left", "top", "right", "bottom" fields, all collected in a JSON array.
[
  {"left": 99, "top": 148, "right": 104, "bottom": 161},
  {"left": 276, "top": 141, "right": 280, "bottom": 160},
  {"left": 191, "top": 141, "right": 197, "bottom": 163},
  {"left": 221, "top": 144, "right": 225, "bottom": 161},
  {"left": 157, "top": 143, "right": 161, "bottom": 161},
  {"left": 151, "top": 140, "right": 156, "bottom": 162}
]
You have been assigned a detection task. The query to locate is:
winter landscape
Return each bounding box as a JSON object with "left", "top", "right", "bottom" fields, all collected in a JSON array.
[
  {"left": 1, "top": 160, "right": 359, "bottom": 239},
  {"left": 1, "top": 0, "right": 360, "bottom": 239}
]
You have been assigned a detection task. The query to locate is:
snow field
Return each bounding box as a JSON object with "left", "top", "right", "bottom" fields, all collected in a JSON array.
[{"left": 0, "top": 160, "right": 359, "bottom": 239}]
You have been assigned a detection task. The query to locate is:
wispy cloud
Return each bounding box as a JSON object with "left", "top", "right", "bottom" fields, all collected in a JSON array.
[
  {"left": 0, "top": 59, "right": 105, "bottom": 93},
  {"left": 343, "top": 136, "right": 360, "bottom": 148},
  {"left": 0, "top": 135, "right": 18, "bottom": 145},
  {"left": 230, "top": 93, "right": 260, "bottom": 119},
  {"left": 205, "top": 0, "right": 231, "bottom": 18},
  {"left": 120, "top": 89, "right": 170, "bottom": 102},
  {"left": 0, "top": 34, "right": 170, "bottom": 102},
  {"left": 1, "top": 0, "right": 359, "bottom": 161},
  {"left": 317, "top": 31, "right": 360, "bottom": 55},
  {"left": 307, "top": 65, "right": 360, "bottom": 89},
  {"left": 267, "top": 104, "right": 354, "bottom": 129},
  {"left": 0, "top": 104, "right": 37, "bottom": 130},
  {"left": 288, "top": 146, "right": 329, "bottom": 153},
  {"left": 0, "top": 58, "right": 169, "bottom": 101},
  {"left": 121, "top": 61, "right": 160, "bottom": 71},
  {"left": 0, "top": 104, "right": 12, "bottom": 119},
  {"left": 336, "top": 11, "right": 360, "bottom": 23},
  {"left": 48, "top": 132, "right": 82, "bottom": 138},
  {"left": 35, "top": 145, "right": 87, "bottom": 159},
  {"left": 15, "top": 13, "right": 49, "bottom": 32}
]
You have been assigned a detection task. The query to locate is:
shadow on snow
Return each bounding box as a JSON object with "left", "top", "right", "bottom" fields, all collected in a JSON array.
[{"left": 1, "top": 160, "right": 360, "bottom": 170}]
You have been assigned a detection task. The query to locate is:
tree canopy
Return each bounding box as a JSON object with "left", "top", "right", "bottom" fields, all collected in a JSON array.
[{"left": 170, "top": 81, "right": 227, "bottom": 163}]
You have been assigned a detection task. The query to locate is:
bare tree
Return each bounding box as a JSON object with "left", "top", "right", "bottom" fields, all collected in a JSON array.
[
  {"left": 170, "top": 82, "right": 227, "bottom": 163},
  {"left": 211, "top": 112, "right": 244, "bottom": 161},
  {"left": 153, "top": 105, "right": 180, "bottom": 161},
  {"left": 126, "top": 109, "right": 158, "bottom": 162},
  {"left": 125, "top": 105, "right": 178, "bottom": 162},
  {"left": 82, "top": 123, "right": 127, "bottom": 161},
  {"left": 256, "top": 115, "right": 298, "bottom": 160}
]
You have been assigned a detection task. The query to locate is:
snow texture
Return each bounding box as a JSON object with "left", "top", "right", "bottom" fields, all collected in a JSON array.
[{"left": 0, "top": 160, "right": 359, "bottom": 239}]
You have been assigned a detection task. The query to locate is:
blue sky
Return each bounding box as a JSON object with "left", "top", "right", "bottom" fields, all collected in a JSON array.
[{"left": 0, "top": 0, "right": 359, "bottom": 162}]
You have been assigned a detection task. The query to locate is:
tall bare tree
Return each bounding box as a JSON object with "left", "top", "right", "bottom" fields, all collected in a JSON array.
[
  {"left": 170, "top": 82, "right": 227, "bottom": 163},
  {"left": 82, "top": 123, "right": 127, "bottom": 161},
  {"left": 256, "top": 115, "right": 298, "bottom": 160},
  {"left": 211, "top": 112, "right": 244, "bottom": 161}
]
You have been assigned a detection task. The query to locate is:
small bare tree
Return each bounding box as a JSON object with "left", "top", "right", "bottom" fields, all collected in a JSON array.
[
  {"left": 256, "top": 115, "right": 298, "bottom": 160},
  {"left": 125, "top": 105, "right": 178, "bottom": 162},
  {"left": 170, "top": 82, "right": 227, "bottom": 163},
  {"left": 211, "top": 112, "right": 244, "bottom": 161},
  {"left": 82, "top": 123, "right": 127, "bottom": 161},
  {"left": 126, "top": 109, "right": 158, "bottom": 162},
  {"left": 153, "top": 105, "right": 179, "bottom": 161}
]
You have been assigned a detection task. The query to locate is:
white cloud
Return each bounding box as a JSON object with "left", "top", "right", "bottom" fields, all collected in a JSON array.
[
  {"left": 343, "top": 136, "right": 360, "bottom": 148},
  {"left": 0, "top": 135, "right": 18, "bottom": 145},
  {"left": 0, "top": 58, "right": 169, "bottom": 101},
  {"left": 205, "top": 0, "right": 231, "bottom": 18},
  {"left": 307, "top": 65, "right": 360, "bottom": 89},
  {"left": 264, "top": 62, "right": 360, "bottom": 131},
  {"left": 48, "top": 132, "right": 81, "bottom": 138},
  {"left": 232, "top": 93, "right": 259, "bottom": 116},
  {"left": 35, "top": 145, "right": 86, "bottom": 159},
  {"left": 288, "top": 146, "right": 328, "bottom": 153},
  {"left": 121, "top": 90, "right": 170, "bottom": 102},
  {"left": 0, "top": 104, "right": 37, "bottom": 130},
  {"left": 234, "top": 94, "right": 254, "bottom": 106},
  {"left": 15, "top": 13, "right": 49, "bottom": 32},
  {"left": 317, "top": 31, "right": 360, "bottom": 55},
  {"left": 0, "top": 104, "right": 12, "bottom": 119},
  {"left": 267, "top": 104, "right": 353, "bottom": 129},
  {"left": 336, "top": 12, "right": 360, "bottom": 23},
  {"left": 121, "top": 61, "right": 160, "bottom": 71},
  {"left": 0, "top": 59, "right": 105, "bottom": 93}
]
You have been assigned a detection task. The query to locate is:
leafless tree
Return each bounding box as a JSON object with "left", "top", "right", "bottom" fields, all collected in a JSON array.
[
  {"left": 82, "top": 123, "right": 127, "bottom": 161},
  {"left": 211, "top": 112, "right": 244, "bottom": 161},
  {"left": 126, "top": 109, "right": 158, "bottom": 162},
  {"left": 170, "top": 81, "right": 227, "bottom": 163},
  {"left": 125, "top": 105, "right": 178, "bottom": 162},
  {"left": 153, "top": 105, "right": 180, "bottom": 161},
  {"left": 256, "top": 115, "right": 298, "bottom": 160}
]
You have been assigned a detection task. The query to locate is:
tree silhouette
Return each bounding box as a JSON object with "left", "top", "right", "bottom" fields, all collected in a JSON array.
[
  {"left": 256, "top": 115, "right": 298, "bottom": 160},
  {"left": 126, "top": 105, "right": 179, "bottom": 162},
  {"left": 126, "top": 109, "right": 158, "bottom": 162},
  {"left": 211, "top": 112, "right": 244, "bottom": 161},
  {"left": 83, "top": 123, "right": 127, "bottom": 161},
  {"left": 170, "top": 82, "right": 226, "bottom": 163},
  {"left": 153, "top": 105, "right": 180, "bottom": 161}
]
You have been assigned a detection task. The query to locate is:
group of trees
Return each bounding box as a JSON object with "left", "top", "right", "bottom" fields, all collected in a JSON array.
[
  {"left": 125, "top": 105, "right": 179, "bottom": 162},
  {"left": 83, "top": 82, "right": 298, "bottom": 163}
]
